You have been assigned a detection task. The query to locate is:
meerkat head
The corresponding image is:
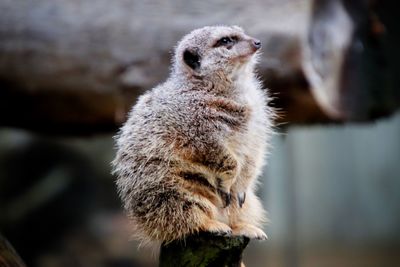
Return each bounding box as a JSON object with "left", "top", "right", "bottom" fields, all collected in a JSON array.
[{"left": 173, "top": 25, "right": 261, "bottom": 80}]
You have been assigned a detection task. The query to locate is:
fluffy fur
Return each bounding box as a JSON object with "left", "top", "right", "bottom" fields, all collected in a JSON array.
[{"left": 112, "top": 25, "right": 274, "bottom": 245}]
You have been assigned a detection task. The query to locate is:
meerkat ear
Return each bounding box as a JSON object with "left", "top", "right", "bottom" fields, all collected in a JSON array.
[{"left": 183, "top": 49, "right": 201, "bottom": 70}]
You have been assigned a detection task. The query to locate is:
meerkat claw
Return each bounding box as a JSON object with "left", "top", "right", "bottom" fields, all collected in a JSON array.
[
  {"left": 218, "top": 189, "right": 232, "bottom": 208},
  {"left": 238, "top": 192, "right": 246, "bottom": 208},
  {"left": 256, "top": 232, "right": 268, "bottom": 240},
  {"left": 215, "top": 229, "right": 233, "bottom": 237}
]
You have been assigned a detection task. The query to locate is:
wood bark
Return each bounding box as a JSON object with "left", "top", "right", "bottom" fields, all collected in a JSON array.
[{"left": 159, "top": 233, "right": 249, "bottom": 267}]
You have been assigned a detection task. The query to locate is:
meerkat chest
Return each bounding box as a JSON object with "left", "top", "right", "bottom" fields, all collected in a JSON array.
[{"left": 227, "top": 82, "right": 268, "bottom": 163}]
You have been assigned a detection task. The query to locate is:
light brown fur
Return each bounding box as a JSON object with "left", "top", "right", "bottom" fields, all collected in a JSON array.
[{"left": 112, "top": 25, "right": 274, "bottom": 245}]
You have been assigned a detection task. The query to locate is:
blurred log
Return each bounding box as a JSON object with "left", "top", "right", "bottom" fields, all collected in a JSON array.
[
  {"left": 1, "top": 0, "right": 399, "bottom": 135},
  {"left": 303, "top": 0, "right": 400, "bottom": 121},
  {"left": 159, "top": 233, "right": 249, "bottom": 267},
  {"left": 0, "top": 0, "right": 332, "bottom": 135},
  {"left": 0, "top": 234, "right": 26, "bottom": 267}
]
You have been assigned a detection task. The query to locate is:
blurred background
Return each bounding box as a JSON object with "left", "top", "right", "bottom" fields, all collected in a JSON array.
[{"left": 0, "top": 0, "right": 399, "bottom": 266}]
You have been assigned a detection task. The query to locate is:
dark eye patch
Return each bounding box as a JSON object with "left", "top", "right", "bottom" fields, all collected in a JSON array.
[{"left": 214, "top": 36, "right": 239, "bottom": 47}]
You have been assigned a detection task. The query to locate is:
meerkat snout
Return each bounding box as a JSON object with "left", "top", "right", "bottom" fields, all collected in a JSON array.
[{"left": 252, "top": 39, "right": 262, "bottom": 50}]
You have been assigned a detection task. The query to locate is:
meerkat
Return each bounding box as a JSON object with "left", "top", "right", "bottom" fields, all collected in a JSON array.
[{"left": 113, "top": 25, "right": 274, "bottom": 245}]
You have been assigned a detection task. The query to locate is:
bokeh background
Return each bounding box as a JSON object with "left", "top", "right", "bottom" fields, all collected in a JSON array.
[{"left": 0, "top": 0, "right": 399, "bottom": 266}]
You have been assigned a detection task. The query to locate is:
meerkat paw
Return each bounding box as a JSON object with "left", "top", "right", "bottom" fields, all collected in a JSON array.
[
  {"left": 232, "top": 223, "right": 267, "bottom": 240},
  {"left": 202, "top": 220, "right": 232, "bottom": 236}
]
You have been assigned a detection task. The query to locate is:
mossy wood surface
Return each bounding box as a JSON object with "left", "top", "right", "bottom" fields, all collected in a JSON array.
[{"left": 159, "top": 233, "right": 249, "bottom": 267}]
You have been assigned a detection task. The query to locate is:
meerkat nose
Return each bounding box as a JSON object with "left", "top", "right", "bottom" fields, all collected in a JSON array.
[{"left": 252, "top": 39, "right": 261, "bottom": 50}]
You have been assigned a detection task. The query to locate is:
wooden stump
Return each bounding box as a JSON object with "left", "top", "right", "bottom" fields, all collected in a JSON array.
[{"left": 159, "top": 233, "right": 249, "bottom": 267}]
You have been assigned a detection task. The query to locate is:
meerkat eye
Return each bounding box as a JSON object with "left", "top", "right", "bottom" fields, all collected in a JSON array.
[
  {"left": 214, "top": 36, "right": 238, "bottom": 47},
  {"left": 219, "top": 37, "right": 232, "bottom": 45}
]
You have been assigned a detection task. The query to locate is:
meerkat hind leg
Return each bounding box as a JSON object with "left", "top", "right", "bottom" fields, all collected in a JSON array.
[
  {"left": 232, "top": 192, "right": 268, "bottom": 240},
  {"left": 232, "top": 223, "right": 267, "bottom": 240},
  {"left": 202, "top": 219, "right": 232, "bottom": 236}
]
